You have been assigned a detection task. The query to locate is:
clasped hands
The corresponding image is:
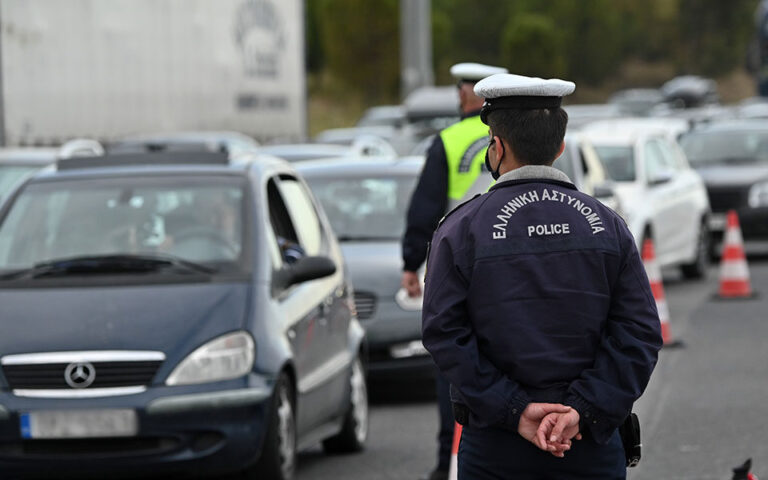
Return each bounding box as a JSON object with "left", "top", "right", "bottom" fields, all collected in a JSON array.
[{"left": 517, "top": 403, "right": 582, "bottom": 458}]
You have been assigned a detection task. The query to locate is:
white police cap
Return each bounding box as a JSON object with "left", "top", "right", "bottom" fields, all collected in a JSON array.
[
  {"left": 474, "top": 73, "right": 576, "bottom": 123},
  {"left": 450, "top": 63, "right": 508, "bottom": 82}
]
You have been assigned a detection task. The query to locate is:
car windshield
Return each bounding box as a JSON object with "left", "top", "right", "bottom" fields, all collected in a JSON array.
[
  {"left": 304, "top": 174, "right": 417, "bottom": 241},
  {"left": 593, "top": 146, "right": 636, "bottom": 182},
  {"left": 680, "top": 130, "right": 768, "bottom": 166},
  {"left": 0, "top": 165, "right": 43, "bottom": 194},
  {"left": 0, "top": 176, "right": 247, "bottom": 272}
]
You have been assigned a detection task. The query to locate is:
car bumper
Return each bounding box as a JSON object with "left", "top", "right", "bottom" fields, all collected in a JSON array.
[
  {"left": 361, "top": 300, "right": 434, "bottom": 381},
  {"left": 0, "top": 375, "right": 274, "bottom": 478},
  {"left": 710, "top": 207, "right": 768, "bottom": 239}
]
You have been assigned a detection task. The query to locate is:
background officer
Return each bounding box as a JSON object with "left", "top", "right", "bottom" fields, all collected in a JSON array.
[
  {"left": 400, "top": 62, "right": 507, "bottom": 480},
  {"left": 421, "top": 73, "right": 663, "bottom": 479}
]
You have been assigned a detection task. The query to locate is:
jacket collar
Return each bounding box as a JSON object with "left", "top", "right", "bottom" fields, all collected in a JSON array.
[{"left": 495, "top": 165, "right": 572, "bottom": 184}]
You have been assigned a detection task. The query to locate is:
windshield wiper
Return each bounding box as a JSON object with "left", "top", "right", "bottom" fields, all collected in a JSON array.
[
  {"left": 337, "top": 235, "right": 398, "bottom": 242},
  {"left": 0, "top": 254, "right": 216, "bottom": 280}
]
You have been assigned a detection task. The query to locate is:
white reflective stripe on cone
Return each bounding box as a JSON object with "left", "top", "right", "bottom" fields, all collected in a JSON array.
[
  {"left": 719, "top": 260, "right": 751, "bottom": 281},
  {"left": 724, "top": 226, "right": 745, "bottom": 246}
]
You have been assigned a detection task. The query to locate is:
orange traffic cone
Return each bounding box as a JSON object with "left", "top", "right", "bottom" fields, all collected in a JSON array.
[
  {"left": 642, "top": 238, "right": 680, "bottom": 347},
  {"left": 448, "top": 423, "right": 462, "bottom": 480},
  {"left": 718, "top": 210, "right": 755, "bottom": 299}
]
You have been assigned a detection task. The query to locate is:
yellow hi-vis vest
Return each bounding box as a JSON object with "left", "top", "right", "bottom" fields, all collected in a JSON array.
[{"left": 440, "top": 115, "right": 493, "bottom": 211}]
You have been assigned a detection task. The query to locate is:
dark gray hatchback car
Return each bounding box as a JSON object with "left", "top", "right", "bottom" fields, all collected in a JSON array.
[
  {"left": 297, "top": 156, "right": 433, "bottom": 383},
  {"left": 0, "top": 152, "right": 367, "bottom": 479}
]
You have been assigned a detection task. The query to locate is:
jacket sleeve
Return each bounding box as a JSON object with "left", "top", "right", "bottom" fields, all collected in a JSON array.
[
  {"left": 422, "top": 223, "right": 531, "bottom": 431},
  {"left": 564, "top": 223, "right": 663, "bottom": 444},
  {"left": 402, "top": 136, "right": 449, "bottom": 272}
]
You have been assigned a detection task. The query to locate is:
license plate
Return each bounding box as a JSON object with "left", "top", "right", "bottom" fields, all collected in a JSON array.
[
  {"left": 709, "top": 213, "right": 726, "bottom": 231},
  {"left": 20, "top": 409, "right": 138, "bottom": 439}
]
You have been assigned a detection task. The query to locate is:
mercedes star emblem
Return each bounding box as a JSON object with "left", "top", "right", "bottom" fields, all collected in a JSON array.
[{"left": 64, "top": 362, "right": 96, "bottom": 389}]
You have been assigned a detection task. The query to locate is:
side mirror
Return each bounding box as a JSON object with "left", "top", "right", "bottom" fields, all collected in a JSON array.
[
  {"left": 275, "top": 255, "right": 336, "bottom": 289},
  {"left": 648, "top": 169, "right": 675, "bottom": 186},
  {"left": 593, "top": 182, "right": 615, "bottom": 199}
]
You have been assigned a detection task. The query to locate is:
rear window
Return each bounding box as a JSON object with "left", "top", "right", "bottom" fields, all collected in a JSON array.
[
  {"left": 593, "top": 146, "right": 636, "bottom": 182},
  {"left": 304, "top": 174, "right": 417, "bottom": 241},
  {"left": 680, "top": 130, "right": 768, "bottom": 166}
]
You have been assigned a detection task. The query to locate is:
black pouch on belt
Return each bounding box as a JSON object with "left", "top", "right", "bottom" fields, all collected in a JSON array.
[
  {"left": 619, "top": 412, "right": 641, "bottom": 467},
  {"left": 452, "top": 402, "right": 469, "bottom": 426}
]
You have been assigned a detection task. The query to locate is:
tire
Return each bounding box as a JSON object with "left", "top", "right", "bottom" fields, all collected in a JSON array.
[
  {"left": 245, "top": 373, "right": 296, "bottom": 480},
  {"left": 322, "top": 357, "right": 368, "bottom": 454},
  {"left": 681, "top": 220, "right": 710, "bottom": 279}
]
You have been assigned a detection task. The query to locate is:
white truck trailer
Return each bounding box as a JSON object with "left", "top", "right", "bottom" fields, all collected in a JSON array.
[{"left": 0, "top": 0, "right": 307, "bottom": 146}]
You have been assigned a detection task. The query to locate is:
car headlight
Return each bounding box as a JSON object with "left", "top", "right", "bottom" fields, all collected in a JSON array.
[
  {"left": 748, "top": 182, "right": 768, "bottom": 208},
  {"left": 166, "top": 331, "right": 255, "bottom": 386}
]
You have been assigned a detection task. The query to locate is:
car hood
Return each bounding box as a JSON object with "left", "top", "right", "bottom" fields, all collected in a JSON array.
[
  {"left": 694, "top": 165, "right": 768, "bottom": 187},
  {"left": 341, "top": 241, "right": 402, "bottom": 297},
  {"left": 0, "top": 282, "right": 250, "bottom": 356}
]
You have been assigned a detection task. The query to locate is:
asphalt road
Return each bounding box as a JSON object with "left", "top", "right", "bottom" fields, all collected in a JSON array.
[{"left": 296, "top": 257, "right": 768, "bottom": 480}]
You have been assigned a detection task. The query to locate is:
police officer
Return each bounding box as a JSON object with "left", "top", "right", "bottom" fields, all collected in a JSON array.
[
  {"left": 421, "top": 73, "right": 663, "bottom": 479},
  {"left": 401, "top": 62, "right": 507, "bottom": 480}
]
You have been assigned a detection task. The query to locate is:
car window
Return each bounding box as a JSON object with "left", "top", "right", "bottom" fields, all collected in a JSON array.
[
  {"left": 275, "top": 177, "right": 323, "bottom": 256},
  {"left": 654, "top": 139, "right": 684, "bottom": 171},
  {"left": 0, "top": 177, "right": 246, "bottom": 270},
  {"left": 680, "top": 130, "right": 768, "bottom": 166},
  {"left": 266, "top": 178, "right": 299, "bottom": 269},
  {"left": 593, "top": 146, "right": 635, "bottom": 182},
  {"left": 644, "top": 139, "right": 677, "bottom": 182},
  {"left": 304, "top": 174, "right": 417, "bottom": 241}
]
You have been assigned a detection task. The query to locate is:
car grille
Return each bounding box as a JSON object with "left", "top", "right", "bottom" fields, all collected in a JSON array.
[
  {"left": 707, "top": 186, "right": 747, "bottom": 212},
  {"left": 353, "top": 291, "right": 377, "bottom": 321},
  {"left": 2, "top": 361, "right": 163, "bottom": 390}
]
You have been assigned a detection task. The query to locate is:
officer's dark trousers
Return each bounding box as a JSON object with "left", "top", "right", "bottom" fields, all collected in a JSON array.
[
  {"left": 436, "top": 370, "right": 454, "bottom": 471},
  {"left": 458, "top": 425, "right": 625, "bottom": 480}
]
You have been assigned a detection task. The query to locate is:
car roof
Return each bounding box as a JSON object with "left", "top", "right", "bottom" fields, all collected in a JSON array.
[
  {"left": 26, "top": 151, "right": 293, "bottom": 183},
  {"left": 580, "top": 118, "right": 679, "bottom": 145},
  {"left": 687, "top": 118, "right": 768, "bottom": 134},
  {"left": 403, "top": 86, "right": 459, "bottom": 118},
  {"left": 117, "top": 131, "right": 259, "bottom": 145},
  {"left": 294, "top": 155, "right": 424, "bottom": 177}
]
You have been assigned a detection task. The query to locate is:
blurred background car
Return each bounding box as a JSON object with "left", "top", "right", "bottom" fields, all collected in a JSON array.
[
  {"left": 108, "top": 131, "right": 261, "bottom": 157},
  {"left": 563, "top": 103, "right": 623, "bottom": 131},
  {"left": 555, "top": 132, "right": 610, "bottom": 197},
  {"left": 296, "top": 156, "right": 430, "bottom": 385},
  {"left": 0, "top": 139, "right": 106, "bottom": 201},
  {"left": 0, "top": 151, "right": 367, "bottom": 479},
  {"left": 0, "top": 148, "right": 58, "bottom": 198},
  {"left": 679, "top": 119, "right": 768, "bottom": 253},
  {"left": 581, "top": 121, "right": 711, "bottom": 278},
  {"left": 259, "top": 135, "right": 397, "bottom": 163},
  {"left": 355, "top": 105, "right": 406, "bottom": 128},
  {"left": 608, "top": 88, "right": 665, "bottom": 116}
]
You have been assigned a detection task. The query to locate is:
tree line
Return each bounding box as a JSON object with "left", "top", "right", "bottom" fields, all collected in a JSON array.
[{"left": 307, "top": 0, "right": 760, "bottom": 103}]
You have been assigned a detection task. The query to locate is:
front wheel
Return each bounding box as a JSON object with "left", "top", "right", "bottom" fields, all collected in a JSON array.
[
  {"left": 322, "top": 357, "right": 368, "bottom": 454},
  {"left": 244, "top": 373, "right": 296, "bottom": 480},
  {"left": 681, "top": 220, "right": 710, "bottom": 279}
]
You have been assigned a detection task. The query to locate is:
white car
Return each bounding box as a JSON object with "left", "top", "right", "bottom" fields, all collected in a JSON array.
[
  {"left": 555, "top": 132, "right": 609, "bottom": 197},
  {"left": 581, "top": 121, "right": 711, "bottom": 278}
]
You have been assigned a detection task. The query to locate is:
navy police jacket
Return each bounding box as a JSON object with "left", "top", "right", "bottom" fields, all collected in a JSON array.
[{"left": 422, "top": 165, "right": 663, "bottom": 444}]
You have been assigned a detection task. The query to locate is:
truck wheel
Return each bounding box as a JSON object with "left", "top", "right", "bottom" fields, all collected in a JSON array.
[
  {"left": 681, "top": 220, "right": 709, "bottom": 279},
  {"left": 322, "top": 357, "right": 368, "bottom": 454},
  {"left": 245, "top": 373, "right": 296, "bottom": 480}
]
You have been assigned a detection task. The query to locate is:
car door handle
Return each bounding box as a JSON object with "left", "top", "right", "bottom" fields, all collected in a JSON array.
[{"left": 287, "top": 328, "right": 296, "bottom": 340}]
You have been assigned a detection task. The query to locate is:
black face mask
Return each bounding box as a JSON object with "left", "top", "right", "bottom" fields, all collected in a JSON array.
[{"left": 485, "top": 137, "right": 503, "bottom": 181}]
